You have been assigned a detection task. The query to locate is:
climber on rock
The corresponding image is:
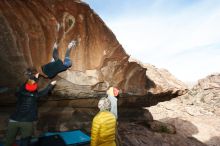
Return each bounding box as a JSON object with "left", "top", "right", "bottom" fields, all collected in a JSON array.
[{"left": 40, "top": 40, "right": 77, "bottom": 78}]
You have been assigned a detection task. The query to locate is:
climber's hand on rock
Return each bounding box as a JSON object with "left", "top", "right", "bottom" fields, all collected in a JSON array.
[
  {"left": 51, "top": 81, "right": 56, "bottom": 85},
  {"left": 34, "top": 73, "right": 40, "bottom": 79}
]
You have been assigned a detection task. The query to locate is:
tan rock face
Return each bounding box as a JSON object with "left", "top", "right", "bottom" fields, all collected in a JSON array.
[
  {"left": 0, "top": 0, "right": 147, "bottom": 96},
  {"left": 0, "top": 0, "right": 187, "bottom": 104},
  {"left": 144, "top": 63, "right": 188, "bottom": 95}
]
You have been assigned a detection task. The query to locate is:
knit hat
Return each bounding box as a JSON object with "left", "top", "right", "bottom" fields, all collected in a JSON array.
[
  {"left": 107, "top": 87, "right": 119, "bottom": 97},
  {"left": 98, "top": 97, "right": 111, "bottom": 111},
  {"left": 25, "top": 81, "right": 38, "bottom": 92}
]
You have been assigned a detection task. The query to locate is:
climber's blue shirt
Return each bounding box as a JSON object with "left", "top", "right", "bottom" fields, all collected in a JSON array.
[{"left": 41, "top": 59, "right": 69, "bottom": 78}]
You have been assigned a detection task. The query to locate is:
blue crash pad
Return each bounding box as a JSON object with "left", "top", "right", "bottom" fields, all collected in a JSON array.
[{"left": 43, "top": 130, "right": 90, "bottom": 145}]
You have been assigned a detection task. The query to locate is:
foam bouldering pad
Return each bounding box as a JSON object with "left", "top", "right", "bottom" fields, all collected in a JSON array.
[
  {"left": 43, "top": 130, "right": 90, "bottom": 145},
  {"left": 38, "top": 134, "right": 66, "bottom": 146}
]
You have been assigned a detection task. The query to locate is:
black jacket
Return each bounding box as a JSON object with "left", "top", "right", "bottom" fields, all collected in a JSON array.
[
  {"left": 41, "top": 59, "right": 68, "bottom": 78},
  {"left": 10, "top": 83, "right": 54, "bottom": 122}
]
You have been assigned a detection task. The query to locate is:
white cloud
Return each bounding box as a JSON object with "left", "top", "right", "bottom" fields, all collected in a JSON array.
[
  {"left": 103, "top": 1, "right": 220, "bottom": 82},
  {"left": 86, "top": 0, "right": 220, "bottom": 82}
]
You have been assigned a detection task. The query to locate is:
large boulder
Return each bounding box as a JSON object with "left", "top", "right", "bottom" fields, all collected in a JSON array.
[
  {"left": 0, "top": 0, "right": 188, "bottom": 139},
  {"left": 0, "top": 0, "right": 187, "bottom": 103},
  {"left": 0, "top": 0, "right": 145, "bottom": 97},
  {"left": 148, "top": 73, "right": 220, "bottom": 146}
]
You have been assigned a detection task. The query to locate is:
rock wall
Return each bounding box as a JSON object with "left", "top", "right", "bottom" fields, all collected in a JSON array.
[
  {"left": 0, "top": 0, "right": 148, "bottom": 99},
  {"left": 0, "top": 0, "right": 187, "bottom": 101},
  {"left": 0, "top": 0, "right": 189, "bottom": 139}
]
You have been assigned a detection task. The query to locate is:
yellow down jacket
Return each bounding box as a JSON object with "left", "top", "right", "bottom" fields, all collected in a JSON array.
[{"left": 91, "top": 111, "right": 116, "bottom": 146}]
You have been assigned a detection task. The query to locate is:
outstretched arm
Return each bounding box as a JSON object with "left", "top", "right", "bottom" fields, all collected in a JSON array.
[{"left": 37, "top": 81, "right": 56, "bottom": 98}]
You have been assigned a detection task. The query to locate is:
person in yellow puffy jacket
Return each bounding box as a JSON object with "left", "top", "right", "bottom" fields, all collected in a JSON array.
[{"left": 91, "top": 97, "right": 116, "bottom": 146}]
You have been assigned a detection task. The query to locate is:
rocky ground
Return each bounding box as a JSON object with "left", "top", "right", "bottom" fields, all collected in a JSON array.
[
  {"left": 118, "top": 122, "right": 207, "bottom": 146},
  {"left": 147, "top": 74, "right": 220, "bottom": 146}
]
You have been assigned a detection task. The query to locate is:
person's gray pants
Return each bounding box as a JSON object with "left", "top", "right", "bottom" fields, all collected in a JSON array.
[{"left": 4, "top": 121, "right": 33, "bottom": 146}]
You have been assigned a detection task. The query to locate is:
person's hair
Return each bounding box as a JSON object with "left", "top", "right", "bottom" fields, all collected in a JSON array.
[
  {"left": 25, "top": 67, "right": 37, "bottom": 77},
  {"left": 107, "top": 86, "right": 113, "bottom": 90},
  {"left": 27, "top": 79, "right": 36, "bottom": 84},
  {"left": 25, "top": 67, "right": 39, "bottom": 82},
  {"left": 107, "top": 86, "right": 119, "bottom": 97},
  {"left": 98, "top": 97, "right": 111, "bottom": 111}
]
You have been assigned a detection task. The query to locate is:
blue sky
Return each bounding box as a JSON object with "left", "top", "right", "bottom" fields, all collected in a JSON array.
[{"left": 84, "top": 0, "right": 220, "bottom": 83}]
